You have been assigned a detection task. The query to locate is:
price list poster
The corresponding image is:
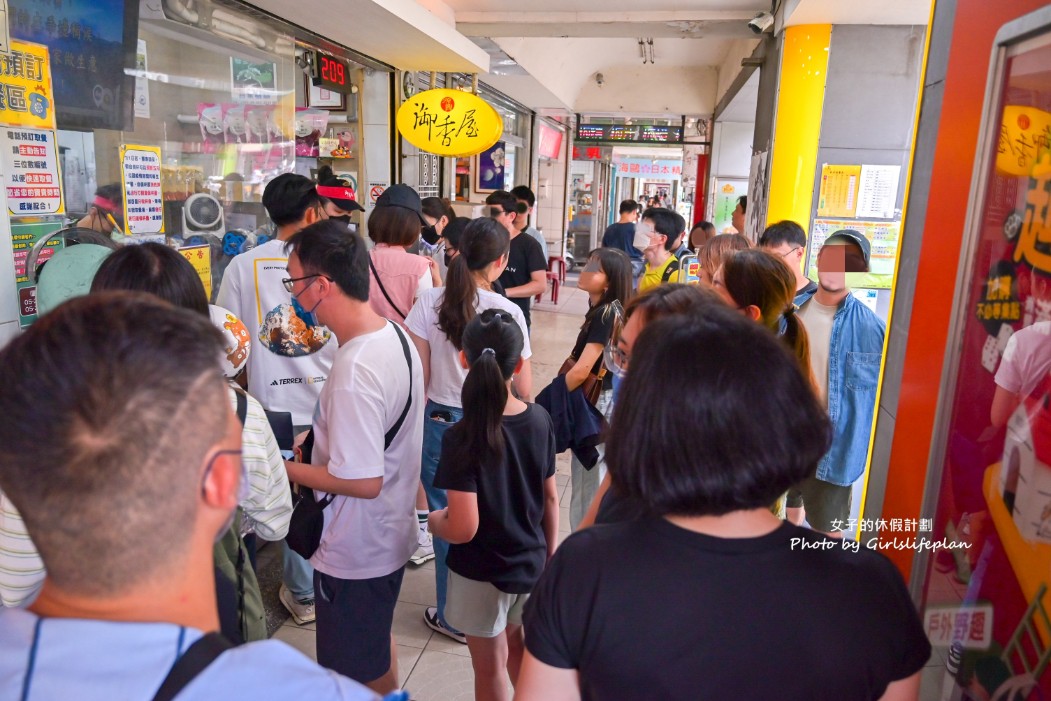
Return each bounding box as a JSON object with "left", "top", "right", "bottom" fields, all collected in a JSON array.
[{"left": 120, "top": 144, "right": 164, "bottom": 235}]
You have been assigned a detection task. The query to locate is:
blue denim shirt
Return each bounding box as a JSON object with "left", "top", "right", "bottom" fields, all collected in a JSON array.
[{"left": 796, "top": 289, "right": 886, "bottom": 486}]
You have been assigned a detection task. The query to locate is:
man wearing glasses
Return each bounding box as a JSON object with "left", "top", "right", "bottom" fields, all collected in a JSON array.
[
  {"left": 759, "top": 220, "right": 818, "bottom": 306},
  {"left": 217, "top": 173, "right": 334, "bottom": 628},
  {"left": 486, "top": 190, "right": 547, "bottom": 330}
]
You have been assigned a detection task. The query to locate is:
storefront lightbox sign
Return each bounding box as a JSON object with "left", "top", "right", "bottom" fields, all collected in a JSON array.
[
  {"left": 0, "top": 40, "right": 55, "bottom": 130},
  {"left": 120, "top": 144, "right": 164, "bottom": 235},
  {"left": 2, "top": 127, "right": 63, "bottom": 215},
  {"left": 395, "top": 88, "right": 503, "bottom": 158}
]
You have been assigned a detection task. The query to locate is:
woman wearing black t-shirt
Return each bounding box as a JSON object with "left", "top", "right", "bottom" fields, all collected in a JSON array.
[
  {"left": 428, "top": 310, "right": 558, "bottom": 701},
  {"left": 562, "top": 248, "right": 633, "bottom": 530},
  {"left": 518, "top": 308, "right": 931, "bottom": 701}
]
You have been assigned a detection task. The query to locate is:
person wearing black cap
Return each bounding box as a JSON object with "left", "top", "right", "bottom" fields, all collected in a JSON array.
[
  {"left": 217, "top": 172, "right": 335, "bottom": 627},
  {"left": 789, "top": 229, "right": 885, "bottom": 536},
  {"left": 317, "top": 165, "right": 365, "bottom": 231},
  {"left": 486, "top": 190, "right": 547, "bottom": 330}
]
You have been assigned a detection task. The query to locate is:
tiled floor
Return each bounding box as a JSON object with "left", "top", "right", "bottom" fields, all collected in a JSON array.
[{"left": 265, "top": 275, "right": 590, "bottom": 698}]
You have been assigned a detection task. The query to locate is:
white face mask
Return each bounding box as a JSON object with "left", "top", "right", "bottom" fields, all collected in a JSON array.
[{"left": 633, "top": 221, "right": 656, "bottom": 251}]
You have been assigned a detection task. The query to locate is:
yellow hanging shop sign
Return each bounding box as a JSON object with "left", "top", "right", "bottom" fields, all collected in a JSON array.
[
  {"left": 396, "top": 89, "right": 503, "bottom": 158},
  {"left": 0, "top": 41, "right": 56, "bottom": 130}
]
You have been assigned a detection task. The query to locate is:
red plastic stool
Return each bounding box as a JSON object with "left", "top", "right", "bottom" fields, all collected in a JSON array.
[
  {"left": 535, "top": 271, "right": 560, "bottom": 305},
  {"left": 548, "top": 256, "right": 567, "bottom": 284}
]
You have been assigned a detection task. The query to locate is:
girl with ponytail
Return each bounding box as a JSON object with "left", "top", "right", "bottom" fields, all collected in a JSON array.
[
  {"left": 405, "top": 217, "right": 534, "bottom": 642},
  {"left": 428, "top": 310, "right": 557, "bottom": 701},
  {"left": 713, "top": 248, "right": 815, "bottom": 387}
]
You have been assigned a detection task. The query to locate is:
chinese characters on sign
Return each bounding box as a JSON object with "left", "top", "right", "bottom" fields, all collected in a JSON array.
[
  {"left": 120, "top": 144, "right": 164, "bottom": 235},
  {"left": 395, "top": 88, "right": 503, "bottom": 158},
  {"left": 923, "top": 604, "right": 994, "bottom": 649},
  {"left": 0, "top": 40, "right": 54, "bottom": 129},
  {"left": 817, "top": 164, "right": 861, "bottom": 218},
  {"left": 1, "top": 127, "right": 63, "bottom": 215},
  {"left": 10, "top": 219, "right": 64, "bottom": 328},
  {"left": 1015, "top": 152, "right": 1051, "bottom": 277},
  {"left": 997, "top": 105, "right": 1051, "bottom": 177},
  {"left": 610, "top": 157, "right": 683, "bottom": 177},
  {"left": 178, "top": 244, "right": 212, "bottom": 298}
]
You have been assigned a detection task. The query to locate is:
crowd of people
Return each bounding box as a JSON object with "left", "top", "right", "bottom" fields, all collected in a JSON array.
[{"left": 0, "top": 177, "right": 929, "bottom": 701}]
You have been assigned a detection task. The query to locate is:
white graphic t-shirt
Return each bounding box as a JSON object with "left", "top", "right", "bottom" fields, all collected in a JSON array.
[{"left": 217, "top": 239, "right": 337, "bottom": 426}]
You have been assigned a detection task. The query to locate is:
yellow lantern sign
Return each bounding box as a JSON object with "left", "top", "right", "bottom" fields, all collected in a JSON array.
[
  {"left": 396, "top": 88, "right": 503, "bottom": 158},
  {"left": 998, "top": 105, "right": 1051, "bottom": 177}
]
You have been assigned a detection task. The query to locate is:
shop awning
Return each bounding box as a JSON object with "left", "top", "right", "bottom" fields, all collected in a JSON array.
[{"left": 244, "top": 0, "right": 489, "bottom": 72}]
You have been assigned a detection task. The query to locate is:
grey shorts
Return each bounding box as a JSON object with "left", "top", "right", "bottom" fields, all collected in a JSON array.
[
  {"left": 444, "top": 569, "right": 529, "bottom": 638},
  {"left": 786, "top": 476, "right": 852, "bottom": 532}
]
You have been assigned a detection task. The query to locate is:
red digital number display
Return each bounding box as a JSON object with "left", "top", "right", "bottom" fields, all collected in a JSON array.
[
  {"left": 312, "top": 50, "right": 350, "bottom": 93},
  {"left": 320, "top": 56, "right": 345, "bottom": 86}
]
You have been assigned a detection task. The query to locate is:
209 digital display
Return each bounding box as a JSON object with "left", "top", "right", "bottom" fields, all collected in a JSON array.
[
  {"left": 311, "top": 51, "right": 351, "bottom": 94},
  {"left": 575, "top": 123, "right": 683, "bottom": 144}
]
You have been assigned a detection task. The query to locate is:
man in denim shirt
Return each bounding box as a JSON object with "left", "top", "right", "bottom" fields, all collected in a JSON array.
[{"left": 787, "top": 230, "right": 885, "bottom": 534}]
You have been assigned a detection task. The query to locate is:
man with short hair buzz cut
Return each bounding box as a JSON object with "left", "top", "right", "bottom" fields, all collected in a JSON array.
[
  {"left": 283, "top": 220, "right": 425, "bottom": 695},
  {"left": 635, "top": 207, "right": 683, "bottom": 293},
  {"left": 510, "top": 185, "right": 550, "bottom": 261},
  {"left": 760, "top": 220, "right": 818, "bottom": 306},
  {"left": 217, "top": 172, "right": 334, "bottom": 627},
  {"left": 0, "top": 292, "right": 378, "bottom": 700},
  {"left": 488, "top": 190, "right": 547, "bottom": 330}
]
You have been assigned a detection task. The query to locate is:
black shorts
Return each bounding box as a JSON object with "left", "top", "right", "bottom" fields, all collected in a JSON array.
[
  {"left": 786, "top": 476, "right": 852, "bottom": 532},
  {"left": 314, "top": 566, "right": 405, "bottom": 684}
]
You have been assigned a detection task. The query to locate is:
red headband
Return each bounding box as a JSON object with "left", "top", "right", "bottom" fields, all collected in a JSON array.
[
  {"left": 316, "top": 184, "right": 357, "bottom": 202},
  {"left": 93, "top": 196, "right": 121, "bottom": 214}
]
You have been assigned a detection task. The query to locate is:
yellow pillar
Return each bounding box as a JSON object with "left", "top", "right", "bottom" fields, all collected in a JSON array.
[{"left": 765, "top": 25, "right": 831, "bottom": 228}]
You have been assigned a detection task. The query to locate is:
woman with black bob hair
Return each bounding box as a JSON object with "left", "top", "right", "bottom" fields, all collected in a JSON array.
[
  {"left": 405, "top": 217, "right": 533, "bottom": 642},
  {"left": 428, "top": 309, "right": 557, "bottom": 701},
  {"left": 517, "top": 307, "right": 931, "bottom": 701},
  {"left": 91, "top": 242, "right": 209, "bottom": 316}
]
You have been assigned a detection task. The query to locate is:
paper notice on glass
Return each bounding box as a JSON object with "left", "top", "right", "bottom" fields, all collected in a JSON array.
[
  {"left": 134, "top": 40, "right": 150, "bottom": 119},
  {"left": 817, "top": 164, "right": 861, "bottom": 218},
  {"left": 855, "top": 165, "right": 900, "bottom": 219}
]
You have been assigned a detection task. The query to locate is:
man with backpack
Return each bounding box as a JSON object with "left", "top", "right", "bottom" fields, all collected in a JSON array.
[
  {"left": 0, "top": 293, "right": 379, "bottom": 700},
  {"left": 635, "top": 207, "right": 684, "bottom": 293},
  {"left": 282, "top": 221, "right": 424, "bottom": 694}
]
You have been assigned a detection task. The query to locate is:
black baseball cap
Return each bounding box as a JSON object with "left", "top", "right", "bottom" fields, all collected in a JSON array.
[
  {"left": 376, "top": 184, "right": 425, "bottom": 223},
  {"left": 823, "top": 229, "right": 871, "bottom": 269}
]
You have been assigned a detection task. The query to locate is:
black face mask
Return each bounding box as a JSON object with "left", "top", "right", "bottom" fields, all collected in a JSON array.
[
  {"left": 331, "top": 215, "right": 351, "bottom": 225},
  {"left": 421, "top": 224, "right": 440, "bottom": 246},
  {"left": 444, "top": 251, "right": 454, "bottom": 267}
]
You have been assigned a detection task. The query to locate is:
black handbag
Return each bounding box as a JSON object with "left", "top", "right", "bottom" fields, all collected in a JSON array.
[{"left": 285, "top": 322, "right": 414, "bottom": 560}]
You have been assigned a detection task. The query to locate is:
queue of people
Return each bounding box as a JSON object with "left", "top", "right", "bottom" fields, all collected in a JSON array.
[{"left": 0, "top": 175, "right": 925, "bottom": 701}]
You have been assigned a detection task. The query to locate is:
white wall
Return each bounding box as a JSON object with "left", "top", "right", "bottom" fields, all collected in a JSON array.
[
  {"left": 362, "top": 69, "right": 392, "bottom": 199},
  {"left": 711, "top": 121, "right": 754, "bottom": 179}
]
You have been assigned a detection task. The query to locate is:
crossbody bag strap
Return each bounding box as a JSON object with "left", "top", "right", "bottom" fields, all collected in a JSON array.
[
  {"left": 661, "top": 257, "right": 681, "bottom": 283},
  {"left": 384, "top": 322, "right": 414, "bottom": 450},
  {"left": 368, "top": 254, "right": 408, "bottom": 320},
  {"left": 150, "top": 632, "right": 233, "bottom": 701},
  {"left": 232, "top": 386, "right": 248, "bottom": 426}
]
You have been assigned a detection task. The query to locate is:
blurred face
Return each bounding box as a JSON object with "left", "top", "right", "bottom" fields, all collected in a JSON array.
[
  {"left": 710, "top": 265, "right": 734, "bottom": 307},
  {"left": 732, "top": 203, "right": 745, "bottom": 233},
  {"left": 514, "top": 199, "right": 531, "bottom": 231},
  {"left": 578, "top": 255, "right": 608, "bottom": 295},
  {"left": 490, "top": 206, "right": 516, "bottom": 234},
  {"left": 817, "top": 241, "right": 867, "bottom": 294},
  {"left": 633, "top": 219, "right": 663, "bottom": 255}
]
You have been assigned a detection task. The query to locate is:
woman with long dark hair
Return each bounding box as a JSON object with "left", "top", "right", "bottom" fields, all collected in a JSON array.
[
  {"left": 405, "top": 217, "right": 533, "bottom": 643},
  {"left": 420, "top": 196, "right": 455, "bottom": 279},
  {"left": 562, "top": 247, "right": 633, "bottom": 530},
  {"left": 516, "top": 308, "right": 930, "bottom": 701},
  {"left": 428, "top": 310, "right": 557, "bottom": 701},
  {"left": 713, "top": 248, "right": 814, "bottom": 386}
]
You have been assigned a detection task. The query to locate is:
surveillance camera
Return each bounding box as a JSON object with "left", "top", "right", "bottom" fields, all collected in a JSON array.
[
  {"left": 748, "top": 11, "right": 774, "bottom": 34},
  {"left": 595, "top": 72, "right": 605, "bottom": 87}
]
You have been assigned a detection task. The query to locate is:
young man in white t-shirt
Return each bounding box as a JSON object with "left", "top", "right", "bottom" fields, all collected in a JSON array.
[
  {"left": 283, "top": 221, "right": 424, "bottom": 695},
  {"left": 0, "top": 294, "right": 377, "bottom": 701},
  {"left": 217, "top": 173, "right": 337, "bottom": 626}
]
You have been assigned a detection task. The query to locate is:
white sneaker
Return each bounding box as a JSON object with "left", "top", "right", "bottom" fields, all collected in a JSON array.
[
  {"left": 410, "top": 529, "right": 435, "bottom": 565},
  {"left": 279, "top": 584, "right": 316, "bottom": 625}
]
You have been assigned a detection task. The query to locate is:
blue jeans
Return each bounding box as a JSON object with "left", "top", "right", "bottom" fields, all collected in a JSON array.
[
  {"left": 421, "top": 399, "right": 463, "bottom": 629},
  {"left": 283, "top": 541, "right": 315, "bottom": 601}
]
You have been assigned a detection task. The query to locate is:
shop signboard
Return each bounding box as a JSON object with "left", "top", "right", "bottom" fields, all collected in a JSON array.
[
  {"left": 11, "top": 218, "right": 63, "bottom": 327},
  {"left": 1, "top": 127, "right": 63, "bottom": 215},
  {"left": 7, "top": 0, "right": 138, "bottom": 131},
  {"left": 395, "top": 88, "right": 503, "bottom": 158},
  {"left": 612, "top": 158, "right": 682, "bottom": 179},
  {"left": 0, "top": 40, "right": 55, "bottom": 130},
  {"left": 120, "top": 144, "right": 163, "bottom": 235}
]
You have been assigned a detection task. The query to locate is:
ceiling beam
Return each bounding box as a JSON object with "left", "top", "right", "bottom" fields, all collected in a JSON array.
[{"left": 457, "top": 11, "right": 759, "bottom": 38}]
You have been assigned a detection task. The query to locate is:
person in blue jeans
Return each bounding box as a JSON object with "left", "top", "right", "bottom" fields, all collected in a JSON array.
[{"left": 406, "top": 218, "right": 534, "bottom": 643}]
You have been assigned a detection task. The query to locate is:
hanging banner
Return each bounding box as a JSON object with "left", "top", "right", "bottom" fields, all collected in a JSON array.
[
  {"left": 2, "top": 127, "right": 63, "bottom": 215},
  {"left": 0, "top": 40, "right": 55, "bottom": 129},
  {"left": 395, "top": 88, "right": 503, "bottom": 158},
  {"left": 120, "top": 144, "right": 163, "bottom": 234}
]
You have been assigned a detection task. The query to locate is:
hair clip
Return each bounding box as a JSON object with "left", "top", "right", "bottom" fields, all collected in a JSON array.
[{"left": 481, "top": 347, "right": 496, "bottom": 356}]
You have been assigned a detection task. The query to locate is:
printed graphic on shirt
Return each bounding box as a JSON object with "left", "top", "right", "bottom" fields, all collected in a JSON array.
[{"left": 253, "top": 259, "right": 331, "bottom": 358}]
